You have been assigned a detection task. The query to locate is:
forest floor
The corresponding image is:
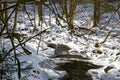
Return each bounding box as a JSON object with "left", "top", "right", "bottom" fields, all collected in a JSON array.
[{"left": 1, "top": 2, "right": 120, "bottom": 80}]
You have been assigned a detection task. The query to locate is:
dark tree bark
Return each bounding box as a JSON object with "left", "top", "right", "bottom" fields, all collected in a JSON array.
[{"left": 93, "top": 0, "right": 100, "bottom": 27}]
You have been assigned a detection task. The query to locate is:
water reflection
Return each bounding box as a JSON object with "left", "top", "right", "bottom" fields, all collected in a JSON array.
[{"left": 54, "top": 55, "right": 101, "bottom": 80}]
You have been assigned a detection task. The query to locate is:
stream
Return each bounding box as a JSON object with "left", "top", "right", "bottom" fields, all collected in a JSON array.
[
  {"left": 54, "top": 54, "right": 102, "bottom": 80},
  {"left": 48, "top": 43, "right": 102, "bottom": 80}
]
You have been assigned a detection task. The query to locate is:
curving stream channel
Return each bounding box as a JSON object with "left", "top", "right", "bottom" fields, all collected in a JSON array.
[
  {"left": 54, "top": 54, "right": 102, "bottom": 80},
  {"left": 48, "top": 43, "right": 101, "bottom": 80}
]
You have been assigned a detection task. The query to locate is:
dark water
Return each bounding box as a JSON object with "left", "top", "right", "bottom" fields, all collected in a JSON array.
[
  {"left": 54, "top": 54, "right": 102, "bottom": 80},
  {"left": 48, "top": 44, "right": 102, "bottom": 80}
]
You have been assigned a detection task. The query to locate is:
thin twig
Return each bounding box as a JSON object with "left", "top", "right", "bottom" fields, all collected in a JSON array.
[{"left": 101, "top": 20, "right": 120, "bottom": 43}]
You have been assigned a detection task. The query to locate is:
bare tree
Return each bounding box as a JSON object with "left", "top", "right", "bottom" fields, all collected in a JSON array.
[{"left": 93, "top": 0, "right": 100, "bottom": 27}]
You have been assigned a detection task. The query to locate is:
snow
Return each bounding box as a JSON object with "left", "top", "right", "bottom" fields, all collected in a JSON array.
[{"left": 1, "top": 1, "right": 120, "bottom": 80}]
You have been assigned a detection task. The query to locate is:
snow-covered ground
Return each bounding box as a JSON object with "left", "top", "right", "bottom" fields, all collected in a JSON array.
[{"left": 1, "top": 2, "right": 120, "bottom": 80}]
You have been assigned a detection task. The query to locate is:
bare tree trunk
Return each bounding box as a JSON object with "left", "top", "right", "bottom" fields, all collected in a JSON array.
[
  {"left": 13, "top": 4, "right": 18, "bottom": 33},
  {"left": 0, "top": 2, "right": 3, "bottom": 19},
  {"left": 68, "top": 0, "right": 77, "bottom": 31},
  {"left": 33, "top": 4, "right": 36, "bottom": 30},
  {"left": 32, "top": 1, "right": 37, "bottom": 33},
  {"left": 63, "top": 0, "right": 77, "bottom": 32},
  {"left": 38, "top": 0, "right": 43, "bottom": 26},
  {"left": 49, "top": 0, "right": 51, "bottom": 26},
  {"left": 3, "top": 2, "right": 8, "bottom": 27},
  {"left": 0, "top": 2, "right": 3, "bottom": 32},
  {"left": 93, "top": 0, "right": 100, "bottom": 27},
  {"left": 63, "top": 0, "right": 68, "bottom": 18}
]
